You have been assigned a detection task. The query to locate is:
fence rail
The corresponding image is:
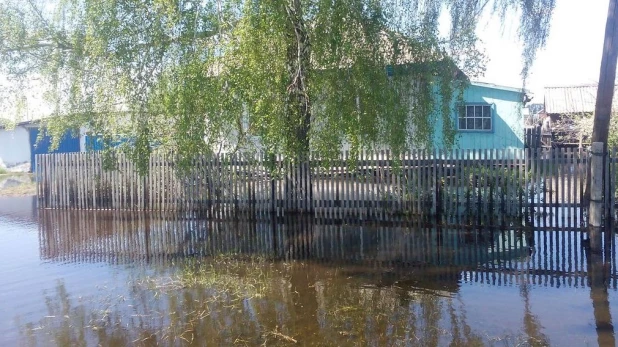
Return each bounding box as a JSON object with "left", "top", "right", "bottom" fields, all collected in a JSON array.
[{"left": 35, "top": 147, "right": 618, "bottom": 227}]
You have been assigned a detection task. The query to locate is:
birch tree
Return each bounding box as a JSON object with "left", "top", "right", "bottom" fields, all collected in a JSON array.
[{"left": 0, "top": 0, "right": 556, "bottom": 171}]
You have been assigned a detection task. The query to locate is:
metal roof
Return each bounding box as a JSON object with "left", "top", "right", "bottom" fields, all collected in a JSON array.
[
  {"left": 544, "top": 85, "right": 618, "bottom": 114},
  {"left": 470, "top": 81, "right": 527, "bottom": 94}
]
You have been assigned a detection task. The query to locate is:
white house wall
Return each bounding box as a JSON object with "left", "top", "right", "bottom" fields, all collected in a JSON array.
[
  {"left": 0, "top": 126, "right": 31, "bottom": 168},
  {"left": 80, "top": 126, "right": 88, "bottom": 152}
]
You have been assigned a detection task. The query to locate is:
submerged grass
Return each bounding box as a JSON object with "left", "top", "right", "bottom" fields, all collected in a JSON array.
[
  {"left": 0, "top": 182, "right": 36, "bottom": 196},
  {"left": 20, "top": 257, "right": 555, "bottom": 347},
  {"left": 137, "top": 254, "right": 280, "bottom": 299},
  {"left": 0, "top": 174, "right": 36, "bottom": 196}
]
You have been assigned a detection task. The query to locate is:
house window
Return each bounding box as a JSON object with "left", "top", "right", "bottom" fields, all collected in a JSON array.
[{"left": 458, "top": 104, "right": 492, "bottom": 131}]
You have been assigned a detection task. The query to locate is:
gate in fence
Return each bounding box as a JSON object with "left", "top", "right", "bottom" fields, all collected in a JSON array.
[{"left": 35, "top": 145, "right": 618, "bottom": 227}]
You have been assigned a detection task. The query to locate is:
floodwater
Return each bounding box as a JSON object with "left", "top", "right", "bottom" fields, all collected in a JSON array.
[
  {"left": 1, "top": 197, "right": 617, "bottom": 346},
  {"left": 0, "top": 174, "right": 33, "bottom": 189}
]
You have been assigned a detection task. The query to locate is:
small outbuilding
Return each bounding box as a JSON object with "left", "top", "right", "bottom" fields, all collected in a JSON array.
[
  {"left": 0, "top": 121, "right": 31, "bottom": 170},
  {"left": 542, "top": 85, "right": 613, "bottom": 148},
  {"left": 0, "top": 120, "right": 82, "bottom": 172}
]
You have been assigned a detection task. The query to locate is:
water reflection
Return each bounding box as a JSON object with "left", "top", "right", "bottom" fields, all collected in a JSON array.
[
  {"left": 37, "top": 211, "right": 617, "bottom": 290},
  {"left": 14, "top": 211, "right": 618, "bottom": 345},
  {"left": 586, "top": 232, "right": 615, "bottom": 347},
  {"left": 518, "top": 265, "right": 550, "bottom": 346},
  {"left": 0, "top": 195, "right": 37, "bottom": 223},
  {"left": 22, "top": 268, "right": 491, "bottom": 346}
]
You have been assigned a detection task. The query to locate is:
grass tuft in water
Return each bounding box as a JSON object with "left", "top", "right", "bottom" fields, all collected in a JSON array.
[
  {"left": 178, "top": 255, "right": 275, "bottom": 297},
  {"left": 0, "top": 173, "right": 36, "bottom": 196},
  {"left": 135, "top": 254, "right": 280, "bottom": 301}
]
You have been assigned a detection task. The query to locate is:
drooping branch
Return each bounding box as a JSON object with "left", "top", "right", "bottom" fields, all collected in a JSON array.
[{"left": 0, "top": 0, "right": 556, "bottom": 170}]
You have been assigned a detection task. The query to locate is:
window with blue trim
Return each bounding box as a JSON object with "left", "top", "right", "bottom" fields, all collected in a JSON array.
[{"left": 458, "top": 104, "right": 492, "bottom": 131}]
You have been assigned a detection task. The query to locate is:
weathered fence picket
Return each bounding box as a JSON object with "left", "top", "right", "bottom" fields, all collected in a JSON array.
[{"left": 34, "top": 147, "right": 618, "bottom": 227}]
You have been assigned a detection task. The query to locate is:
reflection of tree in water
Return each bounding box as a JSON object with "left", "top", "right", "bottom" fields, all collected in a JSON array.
[
  {"left": 447, "top": 297, "right": 485, "bottom": 347},
  {"left": 32, "top": 211, "right": 615, "bottom": 346},
  {"left": 519, "top": 281, "right": 550, "bottom": 346},
  {"left": 20, "top": 259, "right": 539, "bottom": 347},
  {"left": 585, "top": 236, "right": 615, "bottom": 347},
  {"left": 517, "top": 230, "right": 550, "bottom": 347},
  {"left": 316, "top": 282, "right": 485, "bottom": 346},
  {"left": 20, "top": 281, "right": 141, "bottom": 347}
]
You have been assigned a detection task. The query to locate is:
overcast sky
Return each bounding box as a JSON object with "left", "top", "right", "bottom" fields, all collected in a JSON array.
[{"left": 477, "top": 0, "right": 607, "bottom": 100}]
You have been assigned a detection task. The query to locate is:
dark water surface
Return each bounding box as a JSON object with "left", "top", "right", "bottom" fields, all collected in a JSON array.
[{"left": 1, "top": 197, "right": 617, "bottom": 346}]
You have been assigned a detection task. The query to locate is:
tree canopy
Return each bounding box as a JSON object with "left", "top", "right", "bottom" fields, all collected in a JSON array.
[{"left": 0, "top": 0, "right": 555, "bottom": 171}]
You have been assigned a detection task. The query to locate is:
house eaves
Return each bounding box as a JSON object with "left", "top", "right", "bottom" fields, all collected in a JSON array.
[{"left": 470, "top": 81, "right": 527, "bottom": 94}]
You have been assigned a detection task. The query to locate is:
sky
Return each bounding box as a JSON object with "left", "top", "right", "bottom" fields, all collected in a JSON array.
[
  {"left": 0, "top": 0, "right": 610, "bottom": 121},
  {"left": 476, "top": 0, "right": 608, "bottom": 100}
]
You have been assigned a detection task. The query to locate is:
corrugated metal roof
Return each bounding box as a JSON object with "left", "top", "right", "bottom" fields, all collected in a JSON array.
[{"left": 544, "top": 85, "right": 618, "bottom": 114}]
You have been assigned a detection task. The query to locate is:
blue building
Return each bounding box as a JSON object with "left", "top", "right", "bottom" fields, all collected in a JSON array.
[
  {"left": 28, "top": 125, "right": 81, "bottom": 172},
  {"left": 9, "top": 81, "right": 526, "bottom": 171},
  {"left": 0, "top": 120, "right": 82, "bottom": 172},
  {"left": 453, "top": 81, "right": 528, "bottom": 150}
]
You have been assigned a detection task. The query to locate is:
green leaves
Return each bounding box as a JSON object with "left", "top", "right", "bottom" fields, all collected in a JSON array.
[{"left": 0, "top": 0, "right": 555, "bottom": 169}]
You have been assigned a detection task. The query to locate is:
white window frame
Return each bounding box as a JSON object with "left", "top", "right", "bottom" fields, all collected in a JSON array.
[{"left": 457, "top": 104, "right": 493, "bottom": 132}]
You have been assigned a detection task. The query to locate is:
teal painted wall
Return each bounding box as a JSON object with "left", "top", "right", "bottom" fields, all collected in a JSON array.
[{"left": 450, "top": 84, "right": 524, "bottom": 150}]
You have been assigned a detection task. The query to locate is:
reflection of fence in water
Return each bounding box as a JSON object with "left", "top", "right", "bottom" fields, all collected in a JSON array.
[
  {"left": 38, "top": 211, "right": 618, "bottom": 289},
  {"left": 38, "top": 210, "right": 276, "bottom": 264}
]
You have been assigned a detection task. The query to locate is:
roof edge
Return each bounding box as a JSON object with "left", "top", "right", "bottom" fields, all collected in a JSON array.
[{"left": 470, "top": 81, "right": 528, "bottom": 94}]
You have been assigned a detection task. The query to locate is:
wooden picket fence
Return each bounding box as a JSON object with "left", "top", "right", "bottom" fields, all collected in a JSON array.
[{"left": 34, "top": 147, "right": 618, "bottom": 227}]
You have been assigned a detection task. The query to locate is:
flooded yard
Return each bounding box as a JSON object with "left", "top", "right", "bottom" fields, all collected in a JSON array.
[
  {"left": 0, "top": 174, "right": 36, "bottom": 196},
  {"left": 1, "top": 196, "right": 617, "bottom": 346}
]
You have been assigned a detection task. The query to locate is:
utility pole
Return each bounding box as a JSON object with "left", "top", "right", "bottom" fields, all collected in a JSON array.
[
  {"left": 586, "top": 0, "right": 618, "bottom": 205},
  {"left": 591, "top": 0, "right": 618, "bottom": 145}
]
